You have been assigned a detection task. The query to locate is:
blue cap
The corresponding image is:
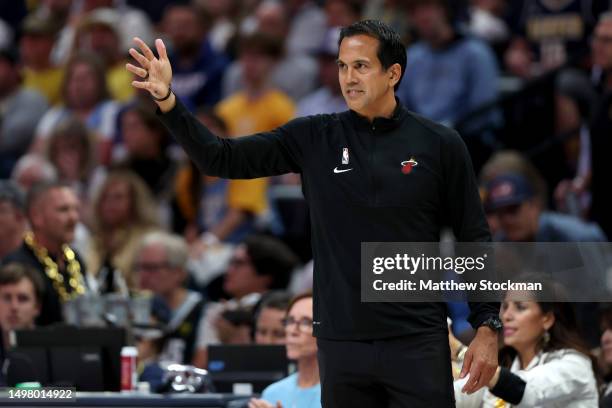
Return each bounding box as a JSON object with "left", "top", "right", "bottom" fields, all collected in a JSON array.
[{"left": 484, "top": 173, "right": 534, "bottom": 211}]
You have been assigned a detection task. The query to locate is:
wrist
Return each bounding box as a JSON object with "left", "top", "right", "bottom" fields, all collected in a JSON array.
[
  {"left": 488, "top": 366, "right": 501, "bottom": 388},
  {"left": 156, "top": 90, "right": 176, "bottom": 113}
]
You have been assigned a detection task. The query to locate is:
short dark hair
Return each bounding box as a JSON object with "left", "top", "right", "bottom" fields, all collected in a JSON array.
[
  {"left": 339, "top": 19, "right": 407, "bottom": 91},
  {"left": 26, "top": 181, "right": 73, "bottom": 217},
  {"left": 238, "top": 32, "right": 284, "bottom": 60},
  {"left": 258, "top": 290, "right": 292, "bottom": 313},
  {"left": 0, "top": 263, "right": 45, "bottom": 304},
  {"left": 244, "top": 235, "right": 300, "bottom": 290}
]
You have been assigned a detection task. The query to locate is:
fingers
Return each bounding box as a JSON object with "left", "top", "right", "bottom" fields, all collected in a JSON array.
[
  {"left": 156, "top": 38, "right": 168, "bottom": 61},
  {"left": 462, "top": 359, "right": 483, "bottom": 393},
  {"left": 126, "top": 63, "right": 147, "bottom": 78},
  {"left": 134, "top": 36, "right": 156, "bottom": 61},
  {"left": 459, "top": 349, "right": 472, "bottom": 379},
  {"left": 129, "top": 48, "right": 150, "bottom": 70}
]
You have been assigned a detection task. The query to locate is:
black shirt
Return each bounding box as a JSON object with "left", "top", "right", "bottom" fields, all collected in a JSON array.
[
  {"left": 3, "top": 242, "right": 87, "bottom": 326},
  {"left": 158, "top": 98, "right": 499, "bottom": 340}
]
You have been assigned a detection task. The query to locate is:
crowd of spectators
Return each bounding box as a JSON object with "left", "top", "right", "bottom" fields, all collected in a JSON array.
[{"left": 0, "top": 0, "right": 612, "bottom": 406}]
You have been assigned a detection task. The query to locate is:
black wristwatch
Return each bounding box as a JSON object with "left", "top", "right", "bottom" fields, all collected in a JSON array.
[{"left": 479, "top": 316, "right": 503, "bottom": 333}]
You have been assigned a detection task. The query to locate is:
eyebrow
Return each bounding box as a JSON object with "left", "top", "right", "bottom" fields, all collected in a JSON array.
[{"left": 336, "top": 59, "right": 371, "bottom": 65}]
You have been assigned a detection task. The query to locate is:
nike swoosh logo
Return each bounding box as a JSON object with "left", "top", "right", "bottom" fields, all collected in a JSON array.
[{"left": 333, "top": 167, "right": 354, "bottom": 174}]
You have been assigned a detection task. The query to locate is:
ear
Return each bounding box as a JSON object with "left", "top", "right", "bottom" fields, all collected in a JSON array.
[
  {"left": 388, "top": 63, "right": 402, "bottom": 88},
  {"left": 542, "top": 311, "right": 555, "bottom": 331}
]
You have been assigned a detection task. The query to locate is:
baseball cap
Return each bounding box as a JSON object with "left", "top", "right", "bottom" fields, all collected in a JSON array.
[{"left": 484, "top": 173, "right": 534, "bottom": 211}]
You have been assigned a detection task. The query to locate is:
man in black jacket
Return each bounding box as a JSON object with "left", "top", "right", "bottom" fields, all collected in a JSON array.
[{"left": 128, "top": 19, "right": 501, "bottom": 407}]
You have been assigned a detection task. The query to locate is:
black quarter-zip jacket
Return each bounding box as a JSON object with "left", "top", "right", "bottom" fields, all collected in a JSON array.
[{"left": 158, "top": 98, "right": 499, "bottom": 340}]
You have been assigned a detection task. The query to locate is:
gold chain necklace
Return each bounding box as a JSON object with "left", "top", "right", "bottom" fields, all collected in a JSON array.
[{"left": 24, "top": 232, "right": 86, "bottom": 302}]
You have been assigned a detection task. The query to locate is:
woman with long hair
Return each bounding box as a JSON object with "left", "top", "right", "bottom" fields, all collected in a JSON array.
[
  {"left": 452, "top": 276, "right": 599, "bottom": 407},
  {"left": 87, "top": 170, "right": 160, "bottom": 292}
]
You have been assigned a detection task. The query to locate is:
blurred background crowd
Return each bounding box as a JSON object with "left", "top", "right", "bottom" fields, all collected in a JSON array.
[{"left": 1, "top": 0, "right": 612, "bottom": 405}]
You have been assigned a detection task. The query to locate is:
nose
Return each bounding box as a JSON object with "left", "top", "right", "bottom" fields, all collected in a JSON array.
[{"left": 344, "top": 67, "right": 358, "bottom": 85}]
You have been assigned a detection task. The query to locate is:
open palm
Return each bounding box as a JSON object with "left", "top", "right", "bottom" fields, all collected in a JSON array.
[{"left": 126, "top": 37, "right": 173, "bottom": 99}]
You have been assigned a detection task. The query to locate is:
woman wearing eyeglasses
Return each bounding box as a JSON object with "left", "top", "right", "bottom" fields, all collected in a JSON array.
[{"left": 249, "top": 292, "right": 321, "bottom": 408}]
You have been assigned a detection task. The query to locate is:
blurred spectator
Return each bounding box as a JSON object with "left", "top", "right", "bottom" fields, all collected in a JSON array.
[
  {"left": 72, "top": 8, "right": 135, "bottom": 102},
  {"left": 0, "top": 182, "right": 26, "bottom": 261},
  {"left": 173, "top": 110, "right": 268, "bottom": 245},
  {"left": 193, "top": 235, "right": 299, "bottom": 367},
  {"left": 161, "top": 4, "right": 228, "bottom": 110},
  {"left": 3, "top": 182, "right": 88, "bottom": 326},
  {"left": 325, "top": 0, "right": 362, "bottom": 28},
  {"left": 254, "top": 290, "right": 292, "bottom": 345},
  {"left": 601, "top": 305, "right": 612, "bottom": 407},
  {"left": 10, "top": 154, "right": 58, "bottom": 193},
  {"left": 362, "top": 0, "right": 411, "bottom": 44},
  {"left": 217, "top": 33, "right": 295, "bottom": 137},
  {"left": 398, "top": 0, "right": 499, "bottom": 129},
  {"left": 19, "top": 13, "right": 64, "bottom": 105},
  {"left": 114, "top": 104, "right": 178, "bottom": 225},
  {"left": 285, "top": 0, "right": 326, "bottom": 56},
  {"left": 484, "top": 172, "right": 606, "bottom": 242},
  {"left": 479, "top": 150, "right": 548, "bottom": 237},
  {"left": 135, "top": 231, "right": 205, "bottom": 365},
  {"left": 468, "top": 0, "right": 510, "bottom": 45},
  {"left": 0, "top": 263, "right": 44, "bottom": 349},
  {"left": 249, "top": 292, "right": 320, "bottom": 408},
  {"left": 297, "top": 27, "right": 346, "bottom": 117},
  {"left": 504, "top": 0, "right": 609, "bottom": 78},
  {"left": 589, "top": 12, "right": 612, "bottom": 240},
  {"left": 44, "top": 117, "right": 99, "bottom": 208},
  {"left": 51, "top": 0, "right": 154, "bottom": 66},
  {"left": 224, "top": 2, "right": 318, "bottom": 102},
  {"left": 194, "top": 0, "right": 240, "bottom": 54},
  {"left": 87, "top": 170, "right": 159, "bottom": 291},
  {"left": 551, "top": 69, "right": 597, "bottom": 217},
  {"left": 453, "top": 277, "right": 599, "bottom": 407},
  {"left": 134, "top": 323, "right": 166, "bottom": 392},
  {"left": 0, "top": 48, "right": 48, "bottom": 178},
  {"left": 31, "top": 52, "right": 119, "bottom": 165}
]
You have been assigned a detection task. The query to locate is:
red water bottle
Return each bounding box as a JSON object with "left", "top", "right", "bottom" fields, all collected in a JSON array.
[{"left": 120, "top": 346, "right": 138, "bottom": 391}]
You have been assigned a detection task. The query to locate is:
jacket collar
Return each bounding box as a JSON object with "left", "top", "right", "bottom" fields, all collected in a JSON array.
[{"left": 348, "top": 97, "right": 407, "bottom": 132}]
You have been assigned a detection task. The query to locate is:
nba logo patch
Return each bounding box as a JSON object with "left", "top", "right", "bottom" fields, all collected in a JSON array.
[{"left": 342, "top": 148, "right": 349, "bottom": 165}]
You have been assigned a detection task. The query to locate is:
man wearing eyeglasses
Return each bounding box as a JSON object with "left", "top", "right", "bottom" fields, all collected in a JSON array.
[{"left": 135, "top": 231, "right": 205, "bottom": 365}]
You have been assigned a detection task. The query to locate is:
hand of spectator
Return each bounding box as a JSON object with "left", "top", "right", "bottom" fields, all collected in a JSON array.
[
  {"left": 127, "top": 38, "right": 174, "bottom": 108},
  {"left": 460, "top": 326, "right": 499, "bottom": 394},
  {"left": 248, "top": 398, "right": 282, "bottom": 408}
]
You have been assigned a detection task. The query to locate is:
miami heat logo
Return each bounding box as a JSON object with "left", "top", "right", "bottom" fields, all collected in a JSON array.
[{"left": 401, "top": 158, "right": 418, "bottom": 174}]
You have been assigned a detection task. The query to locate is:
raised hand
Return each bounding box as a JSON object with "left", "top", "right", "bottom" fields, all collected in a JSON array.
[{"left": 126, "top": 37, "right": 173, "bottom": 102}]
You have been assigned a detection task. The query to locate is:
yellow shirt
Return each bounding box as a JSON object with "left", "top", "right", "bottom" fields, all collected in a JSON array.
[
  {"left": 107, "top": 62, "right": 134, "bottom": 102},
  {"left": 22, "top": 67, "right": 64, "bottom": 105},
  {"left": 215, "top": 89, "right": 295, "bottom": 136}
]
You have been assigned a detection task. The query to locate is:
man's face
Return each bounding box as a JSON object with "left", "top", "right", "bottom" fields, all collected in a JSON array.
[
  {"left": 255, "top": 307, "right": 286, "bottom": 345},
  {"left": 163, "top": 8, "right": 202, "bottom": 55},
  {"left": 19, "top": 35, "right": 54, "bottom": 68},
  {"left": 592, "top": 20, "right": 612, "bottom": 70},
  {"left": 493, "top": 200, "right": 540, "bottom": 241},
  {"left": 337, "top": 35, "right": 397, "bottom": 117},
  {"left": 240, "top": 50, "right": 275, "bottom": 88},
  {"left": 408, "top": 4, "right": 448, "bottom": 43},
  {"left": 136, "top": 244, "right": 184, "bottom": 296},
  {"left": 223, "top": 245, "right": 271, "bottom": 298},
  {"left": 0, "top": 279, "right": 40, "bottom": 331},
  {"left": 31, "top": 187, "right": 80, "bottom": 246}
]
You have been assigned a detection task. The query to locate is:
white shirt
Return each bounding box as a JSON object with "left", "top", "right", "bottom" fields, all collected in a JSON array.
[{"left": 454, "top": 349, "right": 599, "bottom": 407}]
